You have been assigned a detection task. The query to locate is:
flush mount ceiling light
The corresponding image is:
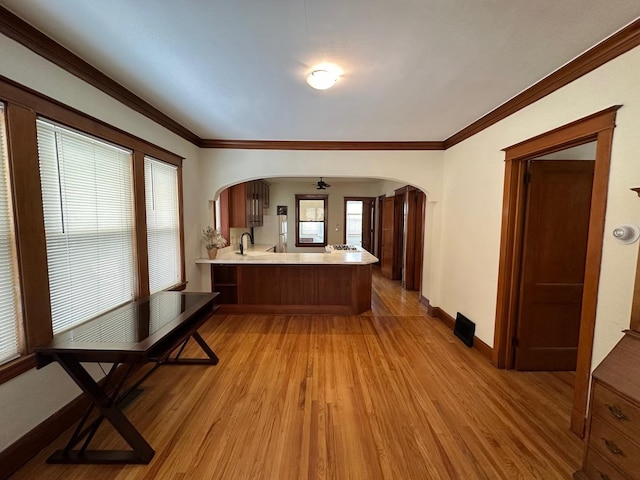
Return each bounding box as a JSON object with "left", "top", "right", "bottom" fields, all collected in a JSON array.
[{"left": 306, "top": 69, "right": 339, "bottom": 90}]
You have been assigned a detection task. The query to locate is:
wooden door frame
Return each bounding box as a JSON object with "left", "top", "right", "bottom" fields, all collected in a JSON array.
[
  {"left": 343, "top": 197, "right": 376, "bottom": 248},
  {"left": 376, "top": 195, "right": 386, "bottom": 258},
  {"left": 493, "top": 105, "right": 620, "bottom": 437}
]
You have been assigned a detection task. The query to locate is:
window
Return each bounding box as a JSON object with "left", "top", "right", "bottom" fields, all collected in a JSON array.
[
  {"left": 145, "top": 156, "right": 181, "bottom": 293},
  {"left": 37, "top": 119, "right": 136, "bottom": 334},
  {"left": 295, "top": 194, "right": 328, "bottom": 247},
  {"left": 0, "top": 104, "right": 21, "bottom": 365},
  {"left": 0, "top": 77, "right": 185, "bottom": 384}
]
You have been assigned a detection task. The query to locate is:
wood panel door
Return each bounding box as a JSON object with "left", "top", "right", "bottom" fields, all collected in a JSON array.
[
  {"left": 362, "top": 198, "right": 375, "bottom": 253},
  {"left": 404, "top": 189, "right": 425, "bottom": 291},
  {"left": 515, "top": 160, "right": 595, "bottom": 371},
  {"left": 376, "top": 195, "right": 385, "bottom": 258},
  {"left": 380, "top": 196, "right": 403, "bottom": 280},
  {"left": 380, "top": 197, "right": 396, "bottom": 279}
]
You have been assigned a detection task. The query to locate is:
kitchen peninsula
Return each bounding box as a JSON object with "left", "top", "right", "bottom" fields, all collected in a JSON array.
[{"left": 196, "top": 245, "right": 378, "bottom": 314}]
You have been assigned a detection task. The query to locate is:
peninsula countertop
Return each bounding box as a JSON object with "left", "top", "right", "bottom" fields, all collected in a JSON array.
[{"left": 196, "top": 244, "right": 378, "bottom": 265}]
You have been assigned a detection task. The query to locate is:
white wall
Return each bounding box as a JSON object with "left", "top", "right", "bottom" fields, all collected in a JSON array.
[
  {"left": 0, "top": 34, "right": 203, "bottom": 451},
  {"left": 439, "top": 45, "right": 640, "bottom": 368}
]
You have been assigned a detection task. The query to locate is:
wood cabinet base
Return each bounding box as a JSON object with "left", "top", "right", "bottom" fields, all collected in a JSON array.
[{"left": 211, "top": 264, "right": 372, "bottom": 315}]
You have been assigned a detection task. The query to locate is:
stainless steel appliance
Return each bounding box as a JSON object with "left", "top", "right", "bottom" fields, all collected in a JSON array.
[{"left": 254, "top": 214, "right": 288, "bottom": 252}]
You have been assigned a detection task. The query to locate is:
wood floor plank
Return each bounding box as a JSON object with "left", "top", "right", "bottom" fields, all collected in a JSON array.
[{"left": 11, "top": 270, "right": 581, "bottom": 479}]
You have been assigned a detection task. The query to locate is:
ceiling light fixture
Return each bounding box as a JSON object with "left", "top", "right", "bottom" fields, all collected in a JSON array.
[
  {"left": 315, "top": 177, "right": 331, "bottom": 190},
  {"left": 306, "top": 69, "right": 338, "bottom": 90}
]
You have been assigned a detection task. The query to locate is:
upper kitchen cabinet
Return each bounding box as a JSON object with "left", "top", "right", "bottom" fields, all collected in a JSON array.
[
  {"left": 227, "top": 180, "right": 270, "bottom": 228},
  {"left": 260, "top": 180, "right": 270, "bottom": 209}
]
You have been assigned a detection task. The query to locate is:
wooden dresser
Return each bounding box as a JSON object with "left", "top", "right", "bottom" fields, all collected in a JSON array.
[{"left": 575, "top": 330, "right": 640, "bottom": 480}]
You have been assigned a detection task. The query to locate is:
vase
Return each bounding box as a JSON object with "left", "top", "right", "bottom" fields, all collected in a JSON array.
[{"left": 207, "top": 248, "right": 218, "bottom": 259}]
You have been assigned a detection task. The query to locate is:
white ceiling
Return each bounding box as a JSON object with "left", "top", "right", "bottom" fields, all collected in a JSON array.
[{"left": 2, "top": 1, "right": 639, "bottom": 142}]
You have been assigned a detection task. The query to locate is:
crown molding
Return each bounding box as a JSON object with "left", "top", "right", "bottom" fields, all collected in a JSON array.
[
  {"left": 444, "top": 17, "right": 640, "bottom": 149},
  {"left": 1, "top": 6, "right": 639, "bottom": 152},
  {"left": 199, "top": 139, "right": 445, "bottom": 150},
  {"left": 0, "top": 6, "right": 201, "bottom": 146}
]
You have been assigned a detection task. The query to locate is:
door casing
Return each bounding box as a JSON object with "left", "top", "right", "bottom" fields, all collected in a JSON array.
[{"left": 493, "top": 106, "right": 620, "bottom": 437}]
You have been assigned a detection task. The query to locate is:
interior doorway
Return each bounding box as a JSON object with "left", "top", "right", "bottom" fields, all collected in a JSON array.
[
  {"left": 493, "top": 106, "right": 619, "bottom": 436},
  {"left": 343, "top": 197, "right": 375, "bottom": 251}
]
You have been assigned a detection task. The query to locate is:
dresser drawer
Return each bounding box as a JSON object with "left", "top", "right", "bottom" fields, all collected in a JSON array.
[
  {"left": 583, "top": 448, "right": 632, "bottom": 480},
  {"left": 592, "top": 382, "right": 640, "bottom": 440},
  {"left": 590, "top": 416, "right": 640, "bottom": 477}
]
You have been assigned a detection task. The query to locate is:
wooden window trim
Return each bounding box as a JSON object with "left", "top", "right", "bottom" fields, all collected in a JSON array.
[
  {"left": 0, "top": 77, "right": 185, "bottom": 386},
  {"left": 295, "top": 194, "right": 328, "bottom": 247},
  {"left": 0, "top": 354, "right": 37, "bottom": 385}
]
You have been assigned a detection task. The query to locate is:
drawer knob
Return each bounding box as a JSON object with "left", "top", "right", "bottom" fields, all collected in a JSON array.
[
  {"left": 602, "top": 438, "right": 625, "bottom": 456},
  {"left": 597, "top": 471, "right": 611, "bottom": 480},
  {"left": 605, "top": 403, "right": 629, "bottom": 421}
]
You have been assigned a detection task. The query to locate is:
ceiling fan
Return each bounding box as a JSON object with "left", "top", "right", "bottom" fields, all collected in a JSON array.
[{"left": 315, "top": 177, "right": 331, "bottom": 190}]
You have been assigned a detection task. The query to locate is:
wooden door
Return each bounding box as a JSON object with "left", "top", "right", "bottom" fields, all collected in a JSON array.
[
  {"left": 515, "top": 160, "right": 595, "bottom": 371},
  {"left": 404, "top": 189, "right": 425, "bottom": 291},
  {"left": 376, "top": 195, "right": 385, "bottom": 258},
  {"left": 380, "top": 197, "right": 395, "bottom": 279},
  {"left": 362, "top": 198, "right": 375, "bottom": 253}
]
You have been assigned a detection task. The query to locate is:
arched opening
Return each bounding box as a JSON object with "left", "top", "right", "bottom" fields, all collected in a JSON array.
[{"left": 210, "top": 176, "right": 430, "bottom": 293}]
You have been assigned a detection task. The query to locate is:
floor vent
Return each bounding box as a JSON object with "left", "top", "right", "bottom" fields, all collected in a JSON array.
[{"left": 454, "top": 312, "right": 475, "bottom": 348}]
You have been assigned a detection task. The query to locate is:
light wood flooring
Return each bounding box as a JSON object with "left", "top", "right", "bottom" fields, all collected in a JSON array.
[{"left": 12, "top": 269, "right": 582, "bottom": 479}]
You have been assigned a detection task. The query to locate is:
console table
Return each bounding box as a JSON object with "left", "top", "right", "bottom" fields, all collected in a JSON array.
[{"left": 35, "top": 291, "right": 219, "bottom": 464}]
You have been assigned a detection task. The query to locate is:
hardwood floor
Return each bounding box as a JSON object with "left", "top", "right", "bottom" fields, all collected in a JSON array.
[{"left": 11, "top": 270, "right": 582, "bottom": 479}]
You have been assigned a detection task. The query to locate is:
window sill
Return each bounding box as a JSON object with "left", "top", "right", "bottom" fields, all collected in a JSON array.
[
  {"left": 167, "top": 281, "right": 188, "bottom": 292},
  {"left": 0, "top": 354, "right": 36, "bottom": 386}
]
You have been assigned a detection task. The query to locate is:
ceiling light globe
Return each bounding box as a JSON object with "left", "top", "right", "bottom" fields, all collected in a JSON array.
[{"left": 306, "top": 70, "right": 338, "bottom": 90}]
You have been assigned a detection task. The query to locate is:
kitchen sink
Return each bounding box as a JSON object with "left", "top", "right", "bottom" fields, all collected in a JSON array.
[{"left": 236, "top": 250, "right": 273, "bottom": 257}]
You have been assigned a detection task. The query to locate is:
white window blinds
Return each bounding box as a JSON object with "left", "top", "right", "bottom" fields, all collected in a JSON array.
[
  {"left": 0, "top": 104, "right": 21, "bottom": 364},
  {"left": 145, "top": 157, "right": 181, "bottom": 293},
  {"left": 37, "top": 119, "right": 136, "bottom": 334}
]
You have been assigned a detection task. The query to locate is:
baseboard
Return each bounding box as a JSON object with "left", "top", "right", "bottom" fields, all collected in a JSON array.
[
  {"left": 433, "top": 306, "right": 456, "bottom": 329},
  {"left": 570, "top": 407, "right": 587, "bottom": 438},
  {"left": 0, "top": 391, "right": 89, "bottom": 480},
  {"left": 419, "top": 294, "right": 434, "bottom": 315},
  {"left": 0, "top": 362, "right": 156, "bottom": 479},
  {"left": 420, "top": 295, "right": 493, "bottom": 363},
  {"left": 472, "top": 336, "right": 493, "bottom": 362}
]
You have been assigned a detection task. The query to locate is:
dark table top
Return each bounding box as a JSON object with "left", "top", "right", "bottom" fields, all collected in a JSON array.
[{"left": 35, "top": 291, "right": 218, "bottom": 364}]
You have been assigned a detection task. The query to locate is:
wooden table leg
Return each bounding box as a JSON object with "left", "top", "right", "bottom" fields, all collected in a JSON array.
[
  {"left": 159, "top": 331, "right": 220, "bottom": 365},
  {"left": 49, "top": 353, "right": 154, "bottom": 464}
]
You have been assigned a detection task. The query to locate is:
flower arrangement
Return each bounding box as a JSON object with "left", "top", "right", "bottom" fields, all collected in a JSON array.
[{"left": 202, "top": 226, "right": 228, "bottom": 251}]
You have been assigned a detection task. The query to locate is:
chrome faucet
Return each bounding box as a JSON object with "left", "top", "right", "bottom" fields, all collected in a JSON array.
[{"left": 239, "top": 231, "right": 254, "bottom": 255}]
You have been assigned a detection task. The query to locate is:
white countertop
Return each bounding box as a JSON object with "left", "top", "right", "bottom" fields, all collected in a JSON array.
[{"left": 196, "top": 244, "right": 378, "bottom": 265}]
